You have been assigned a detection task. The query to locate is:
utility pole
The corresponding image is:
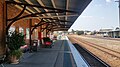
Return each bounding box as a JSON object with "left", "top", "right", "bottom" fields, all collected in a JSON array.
[{"left": 115, "top": 0, "right": 120, "bottom": 28}]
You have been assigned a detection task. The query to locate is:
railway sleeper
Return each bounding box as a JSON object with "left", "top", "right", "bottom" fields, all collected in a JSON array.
[{"left": 73, "top": 43, "right": 110, "bottom": 67}]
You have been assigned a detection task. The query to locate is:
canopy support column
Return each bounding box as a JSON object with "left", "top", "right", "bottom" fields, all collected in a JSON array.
[{"left": 29, "top": 19, "right": 32, "bottom": 52}]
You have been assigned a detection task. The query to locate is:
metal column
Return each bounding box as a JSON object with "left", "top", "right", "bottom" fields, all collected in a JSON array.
[{"left": 29, "top": 19, "right": 32, "bottom": 52}]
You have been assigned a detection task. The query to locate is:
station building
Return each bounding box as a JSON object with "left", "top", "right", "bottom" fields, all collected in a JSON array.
[
  {"left": 97, "top": 29, "right": 113, "bottom": 37},
  {"left": 0, "top": 0, "right": 92, "bottom": 56},
  {"left": 108, "top": 30, "right": 120, "bottom": 38}
]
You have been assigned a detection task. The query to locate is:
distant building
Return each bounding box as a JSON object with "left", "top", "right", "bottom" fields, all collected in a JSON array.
[
  {"left": 98, "top": 29, "right": 113, "bottom": 37},
  {"left": 108, "top": 28, "right": 120, "bottom": 38}
]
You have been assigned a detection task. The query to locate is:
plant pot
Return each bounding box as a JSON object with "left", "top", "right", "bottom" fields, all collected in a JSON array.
[
  {"left": 10, "top": 55, "right": 19, "bottom": 64},
  {"left": 8, "top": 49, "right": 23, "bottom": 64},
  {"left": 7, "top": 31, "right": 25, "bottom": 64}
]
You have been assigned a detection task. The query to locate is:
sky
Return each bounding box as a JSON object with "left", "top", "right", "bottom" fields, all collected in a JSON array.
[{"left": 69, "top": 0, "right": 119, "bottom": 31}]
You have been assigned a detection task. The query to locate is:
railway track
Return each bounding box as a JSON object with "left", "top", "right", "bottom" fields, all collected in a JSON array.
[
  {"left": 68, "top": 36, "right": 120, "bottom": 67},
  {"left": 73, "top": 37, "right": 120, "bottom": 59},
  {"left": 85, "top": 35, "right": 120, "bottom": 41},
  {"left": 73, "top": 43, "right": 110, "bottom": 67}
]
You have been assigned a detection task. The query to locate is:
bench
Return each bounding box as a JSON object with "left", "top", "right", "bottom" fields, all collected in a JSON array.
[
  {"left": 42, "top": 37, "right": 53, "bottom": 48},
  {"left": 0, "top": 55, "right": 6, "bottom": 67}
]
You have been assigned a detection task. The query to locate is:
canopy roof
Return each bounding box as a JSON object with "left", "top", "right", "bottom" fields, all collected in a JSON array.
[{"left": 8, "top": 0, "right": 92, "bottom": 31}]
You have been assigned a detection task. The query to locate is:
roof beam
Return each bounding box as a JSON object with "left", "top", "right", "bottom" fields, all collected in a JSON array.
[
  {"left": 43, "top": 18, "right": 73, "bottom": 23},
  {"left": 53, "top": 28, "right": 69, "bottom": 31},
  {"left": 37, "top": 0, "right": 53, "bottom": 22},
  {"left": 6, "top": 1, "right": 77, "bottom": 13},
  {"left": 25, "top": 14, "right": 78, "bottom": 20},
  {"left": 25, "top": 0, "right": 49, "bottom": 21},
  {"left": 15, "top": 0, "right": 35, "bottom": 13},
  {"left": 37, "top": 0, "right": 51, "bottom": 17},
  {"left": 38, "top": 14, "right": 79, "bottom": 18},
  {"left": 25, "top": 0, "right": 41, "bottom": 13},
  {"left": 65, "top": 0, "right": 69, "bottom": 26},
  {"left": 51, "top": 0, "right": 60, "bottom": 19},
  {"left": 66, "top": 0, "right": 69, "bottom": 21},
  {"left": 24, "top": 14, "right": 78, "bottom": 20}
]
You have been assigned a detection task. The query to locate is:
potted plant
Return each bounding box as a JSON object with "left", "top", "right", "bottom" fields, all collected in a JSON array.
[{"left": 7, "top": 31, "right": 25, "bottom": 64}]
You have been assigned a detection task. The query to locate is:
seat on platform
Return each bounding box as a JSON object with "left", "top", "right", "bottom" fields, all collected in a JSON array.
[{"left": 41, "top": 37, "right": 53, "bottom": 48}]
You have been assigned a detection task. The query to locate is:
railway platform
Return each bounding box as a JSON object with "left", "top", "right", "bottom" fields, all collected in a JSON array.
[{"left": 3, "top": 36, "right": 89, "bottom": 67}]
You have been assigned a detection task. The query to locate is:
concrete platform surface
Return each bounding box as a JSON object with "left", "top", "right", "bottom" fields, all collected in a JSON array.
[{"left": 4, "top": 40, "right": 76, "bottom": 67}]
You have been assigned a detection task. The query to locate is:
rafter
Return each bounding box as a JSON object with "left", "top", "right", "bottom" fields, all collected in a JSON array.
[
  {"left": 15, "top": 0, "right": 40, "bottom": 21},
  {"left": 37, "top": 0, "right": 52, "bottom": 18},
  {"left": 25, "top": 0, "right": 46, "bottom": 17},
  {"left": 27, "top": 14, "right": 78, "bottom": 19},
  {"left": 37, "top": 0, "right": 52, "bottom": 22},
  {"left": 66, "top": 0, "right": 69, "bottom": 21},
  {"left": 14, "top": 0, "right": 49, "bottom": 23},
  {"left": 15, "top": 0, "right": 34, "bottom": 13},
  {"left": 6, "top": 1, "right": 77, "bottom": 13},
  {"left": 43, "top": 18, "right": 73, "bottom": 23},
  {"left": 25, "top": 0, "right": 40, "bottom": 12},
  {"left": 51, "top": 0, "right": 60, "bottom": 19},
  {"left": 39, "top": 14, "right": 78, "bottom": 18}
]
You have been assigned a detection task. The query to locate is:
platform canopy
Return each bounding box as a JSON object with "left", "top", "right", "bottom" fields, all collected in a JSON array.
[{"left": 7, "top": 0, "right": 92, "bottom": 31}]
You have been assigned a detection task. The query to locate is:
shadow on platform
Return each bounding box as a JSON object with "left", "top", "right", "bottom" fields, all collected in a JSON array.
[{"left": 4, "top": 40, "right": 76, "bottom": 67}]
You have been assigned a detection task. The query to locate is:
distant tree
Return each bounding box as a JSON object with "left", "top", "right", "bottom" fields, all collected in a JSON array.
[
  {"left": 71, "top": 29, "right": 75, "bottom": 34},
  {"left": 76, "top": 30, "right": 84, "bottom": 35},
  {"left": 91, "top": 30, "right": 97, "bottom": 35},
  {"left": 76, "top": 30, "right": 79, "bottom": 35}
]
